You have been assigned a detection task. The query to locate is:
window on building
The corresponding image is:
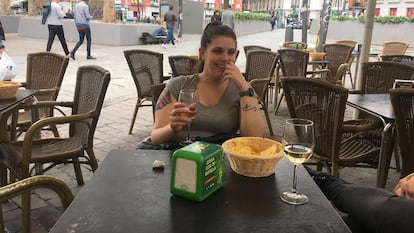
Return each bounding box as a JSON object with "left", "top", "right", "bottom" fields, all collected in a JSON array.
[
  {"left": 408, "top": 8, "right": 413, "bottom": 17},
  {"left": 375, "top": 8, "right": 380, "bottom": 16},
  {"left": 390, "top": 8, "right": 397, "bottom": 16}
]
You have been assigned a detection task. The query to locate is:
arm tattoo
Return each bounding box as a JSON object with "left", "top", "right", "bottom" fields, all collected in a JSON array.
[
  {"left": 242, "top": 103, "right": 258, "bottom": 112},
  {"left": 155, "top": 89, "right": 172, "bottom": 111}
]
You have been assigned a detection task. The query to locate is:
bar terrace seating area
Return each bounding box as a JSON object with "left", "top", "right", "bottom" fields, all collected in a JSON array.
[{"left": 0, "top": 32, "right": 412, "bottom": 233}]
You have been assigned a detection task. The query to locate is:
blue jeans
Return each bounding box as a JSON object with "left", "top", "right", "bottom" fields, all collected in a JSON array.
[
  {"left": 163, "top": 23, "right": 175, "bottom": 45},
  {"left": 46, "top": 24, "right": 69, "bottom": 55},
  {"left": 72, "top": 27, "right": 92, "bottom": 57}
]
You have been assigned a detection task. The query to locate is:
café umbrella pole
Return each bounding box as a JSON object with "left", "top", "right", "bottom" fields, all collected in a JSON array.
[{"left": 356, "top": 0, "right": 376, "bottom": 89}]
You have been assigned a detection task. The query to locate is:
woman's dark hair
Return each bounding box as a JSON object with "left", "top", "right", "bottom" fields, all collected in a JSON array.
[{"left": 196, "top": 22, "right": 237, "bottom": 72}]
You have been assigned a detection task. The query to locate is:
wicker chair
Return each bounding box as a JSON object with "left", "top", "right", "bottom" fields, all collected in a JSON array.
[
  {"left": 358, "top": 62, "right": 414, "bottom": 94},
  {"left": 336, "top": 40, "right": 358, "bottom": 88},
  {"left": 150, "top": 83, "right": 166, "bottom": 118},
  {"left": 345, "top": 61, "right": 414, "bottom": 129},
  {"left": 243, "top": 46, "right": 276, "bottom": 103},
  {"left": 390, "top": 88, "right": 414, "bottom": 178},
  {"left": 124, "top": 49, "right": 164, "bottom": 134},
  {"left": 273, "top": 49, "right": 309, "bottom": 115},
  {"left": 281, "top": 41, "right": 308, "bottom": 50},
  {"left": 381, "top": 54, "right": 414, "bottom": 67},
  {"left": 168, "top": 55, "right": 199, "bottom": 77},
  {"left": 249, "top": 78, "right": 274, "bottom": 136},
  {"left": 281, "top": 76, "right": 380, "bottom": 177},
  {"left": 318, "top": 43, "right": 354, "bottom": 86},
  {"left": 343, "top": 62, "right": 414, "bottom": 171},
  {"left": 14, "top": 52, "right": 69, "bottom": 138},
  {"left": 0, "top": 175, "right": 73, "bottom": 233},
  {"left": 243, "top": 45, "right": 271, "bottom": 56},
  {"left": 243, "top": 49, "right": 278, "bottom": 82},
  {"left": 0, "top": 65, "right": 110, "bottom": 187},
  {"left": 382, "top": 41, "right": 409, "bottom": 56}
]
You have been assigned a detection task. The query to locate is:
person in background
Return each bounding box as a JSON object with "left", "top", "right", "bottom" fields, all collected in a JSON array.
[
  {"left": 0, "top": 42, "right": 5, "bottom": 58},
  {"left": 0, "top": 19, "right": 5, "bottom": 41},
  {"left": 211, "top": 9, "right": 221, "bottom": 23},
  {"left": 70, "top": 0, "right": 95, "bottom": 60},
  {"left": 161, "top": 5, "right": 178, "bottom": 49},
  {"left": 270, "top": 12, "right": 276, "bottom": 31},
  {"left": 150, "top": 22, "right": 265, "bottom": 145},
  {"left": 221, "top": 5, "right": 235, "bottom": 30},
  {"left": 307, "top": 167, "right": 414, "bottom": 233},
  {"left": 153, "top": 25, "right": 167, "bottom": 37},
  {"left": 46, "top": 0, "right": 70, "bottom": 56},
  {"left": 65, "top": 9, "right": 74, "bottom": 19}
]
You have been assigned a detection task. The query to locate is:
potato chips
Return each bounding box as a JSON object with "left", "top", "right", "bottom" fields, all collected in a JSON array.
[{"left": 229, "top": 138, "right": 279, "bottom": 157}]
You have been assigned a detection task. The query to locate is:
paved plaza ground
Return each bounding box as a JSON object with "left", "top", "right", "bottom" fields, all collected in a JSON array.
[{"left": 1, "top": 29, "right": 406, "bottom": 232}]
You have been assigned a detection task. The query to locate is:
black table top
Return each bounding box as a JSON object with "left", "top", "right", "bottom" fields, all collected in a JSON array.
[
  {"left": 347, "top": 93, "right": 394, "bottom": 121},
  {"left": 0, "top": 89, "right": 37, "bottom": 112},
  {"left": 50, "top": 149, "right": 350, "bottom": 233}
]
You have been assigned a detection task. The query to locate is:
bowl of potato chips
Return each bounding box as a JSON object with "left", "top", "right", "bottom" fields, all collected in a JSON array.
[
  {"left": 0, "top": 81, "right": 21, "bottom": 99},
  {"left": 222, "top": 137, "right": 283, "bottom": 177}
]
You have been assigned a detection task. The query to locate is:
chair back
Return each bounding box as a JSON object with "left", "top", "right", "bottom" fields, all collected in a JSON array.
[
  {"left": 244, "top": 50, "right": 278, "bottom": 82},
  {"left": 26, "top": 52, "right": 69, "bottom": 101},
  {"left": 249, "top": 78, "right": 274, "bottom": 135},
  {"left": 281, "top": 42, "right": 308, "bottom": 49},
  {"left": 336, "top": 40, "right": 358, "bottom": 49},
  {"left": 124, "top": 49, "right": 163, "bottom": 99},
  {"left": 323, "top": 43, "right": 354, "bottom": 78},
  {"left": 70, "top": 65, "right": 110, "bottom": 145},
  {"left": 381, "top": 55, "right": 414, "bottom": 67},
  {"left": 382, "top": 41, "right": 409, "bottom": 56},
  {"left": 336, "top": 40, "right": 358, "bottom": 63},
  {"left": 390, "top": 88, "right": 414, "bottom": 178},
  {"left": 360, "top": 61, "right": 414, "bottom": 94},
  {"left": 168, "top": 55, "right": 198, "bottom": 77},
  {"left": 243, "top": 45, "right": 271, "bottom": 56},
  {"left": 281, "top": 76, "right": 348, "bottom": 163},
  {"left": 277, "top": 49, "right": 309, "bottom": 76},
  {"left": 150, "top": 83, "right": 166, "bottom": 119}
]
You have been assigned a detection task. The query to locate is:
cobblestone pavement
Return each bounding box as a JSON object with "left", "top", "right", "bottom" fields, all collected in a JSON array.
[{"left": 1, "top": 29, "right": 405, "bottom": 232}]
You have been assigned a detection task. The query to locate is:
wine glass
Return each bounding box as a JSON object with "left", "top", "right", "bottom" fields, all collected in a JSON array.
[
  {"left": 178, "top": 89, "right": 198, "bottom": 145},
  {"left": 280, "top": 118, "right": 315, "bottom": 205}
]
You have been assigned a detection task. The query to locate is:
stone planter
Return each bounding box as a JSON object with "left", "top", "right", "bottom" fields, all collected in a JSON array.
[
  {"left": 0, "top": 15, "right": 21, "bottom": 33},
  {"left": 17, "top": 16, "right": 160, "bottom": 46},
  {"left": 235, "top": 20, "right": 271, "bottom": 36},
  {"left": 327, "top": 20, "right": 414, "bottom": 46}
]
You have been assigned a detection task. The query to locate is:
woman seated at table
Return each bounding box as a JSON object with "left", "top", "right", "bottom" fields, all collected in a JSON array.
[
  {"left": 307, "top": 168, "right": 414, "bottom": 233},
  {"left": 150, "top": 22, "right": 265, "bottom": 145}
]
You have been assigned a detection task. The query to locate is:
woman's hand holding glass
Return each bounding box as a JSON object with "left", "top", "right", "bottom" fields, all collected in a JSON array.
[{"left": 177, "top": 89, "right": 198, "bottom": 145}]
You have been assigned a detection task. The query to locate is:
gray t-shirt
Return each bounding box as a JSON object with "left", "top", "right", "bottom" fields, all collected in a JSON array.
[
  {"left": 47, "top": 2, "right": 64, "bottom": 26},
  {"left": 167, "top": 74, "right": 240, "bottom": 141}
]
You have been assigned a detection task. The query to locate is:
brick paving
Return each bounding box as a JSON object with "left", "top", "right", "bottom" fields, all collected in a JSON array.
[{"left": 1, "top": 29, "right": 405, "bottom": 232}]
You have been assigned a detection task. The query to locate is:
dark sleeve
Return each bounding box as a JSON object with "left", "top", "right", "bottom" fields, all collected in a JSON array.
[{"left": 324, "top": 181, "right": 414, "bottom": 233}]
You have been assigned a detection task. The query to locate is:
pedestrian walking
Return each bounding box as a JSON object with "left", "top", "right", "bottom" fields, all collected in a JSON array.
[
  {"left": 221, "top": 5, "right": 235, "bottom": 30},
  {"left": 211, "top": 10, "right": 221, "bottom": 23},
  {"left": 161, "top": 5, "right": 178, "bottom": 49},
  {"left": 46, "top": 0, "right": 70, "bottom": 56},
  {"left": 270, "top": 12, "right": 276, "bottom": 31},
  {"left": 70, "top": 0, "right": 96, "bottom": 60}
]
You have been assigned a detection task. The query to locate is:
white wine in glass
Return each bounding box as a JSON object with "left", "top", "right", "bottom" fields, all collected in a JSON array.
[
  {"left": 178, "top": 89, "right": 198, "bottom": 145},
  {"left": 280, "top": 118, "right": 315, "bottom": 205}
]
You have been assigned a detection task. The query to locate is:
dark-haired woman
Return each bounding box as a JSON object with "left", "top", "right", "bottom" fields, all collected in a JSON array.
[{"left": 150, "top": 22, "right": 265, "bottom": 145}]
